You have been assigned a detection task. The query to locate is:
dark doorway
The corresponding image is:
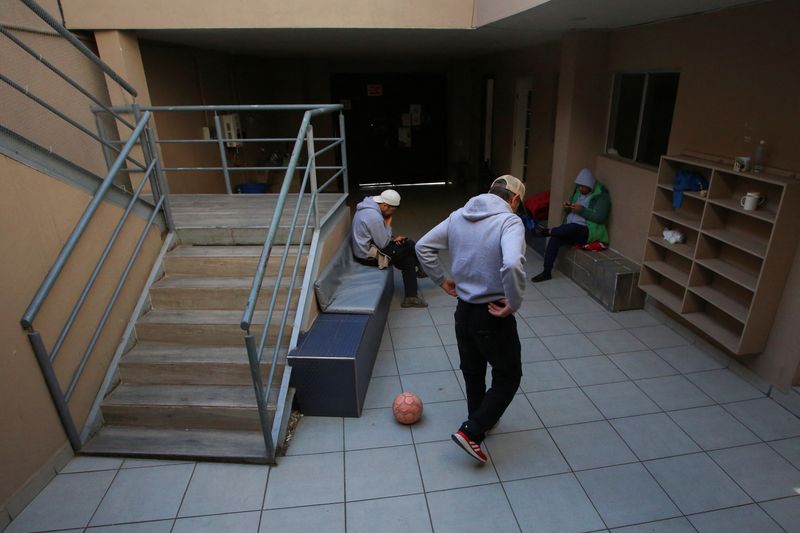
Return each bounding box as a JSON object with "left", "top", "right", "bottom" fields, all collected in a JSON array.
[{"left": 331, "top": 73, "right": 447, "bottom": 187}]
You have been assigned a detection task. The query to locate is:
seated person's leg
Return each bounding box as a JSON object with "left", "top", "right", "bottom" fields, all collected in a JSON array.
[
  {"left": 381, "top": 240, "right": 427, "bottom": 307},
  {"left": 532, "top": 223, "right": 589, "bottom": 282}
]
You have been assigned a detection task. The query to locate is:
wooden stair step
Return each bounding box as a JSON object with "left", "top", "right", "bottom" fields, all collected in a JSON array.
[
  {"left": 176, "top": 226, "right": 314, "bottom": 246},
  {"left": 135, "top": 309, "right": 295, "bottom": 345},
  {"left": 81, "top": 426, "right": 270, "bottom": 463},
  {"left": 150, "top": 275, "right": 301, "bottom": 310},
  {"left": 164, "top": 245, "right": 306, "bottom": 277},
  {"left": 119, "top": 342, "right": 287, "bottom": 385},
  {"left": 102, "top": 384, "right": 275, "bottom": 431}
]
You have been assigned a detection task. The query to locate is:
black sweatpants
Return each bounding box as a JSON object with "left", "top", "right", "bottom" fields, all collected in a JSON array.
[
  {"left": 454, "top": 299, "right": 522, "bottom": 443},
  {"left": 354, "top": 239, "right": 419, "bottom": 297}
]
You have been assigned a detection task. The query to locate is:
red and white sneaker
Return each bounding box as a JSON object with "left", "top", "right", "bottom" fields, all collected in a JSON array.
[{"left": 451, "top": 431, "right": 488, "bottom": 464}]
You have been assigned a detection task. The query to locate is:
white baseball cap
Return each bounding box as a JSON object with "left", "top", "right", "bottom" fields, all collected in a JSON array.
[
  {"left": 373, "top": 189, "right": 401, "bottom": 207},
  {"left": 490, "top": 175, "right": 526, "bottom": 200}
]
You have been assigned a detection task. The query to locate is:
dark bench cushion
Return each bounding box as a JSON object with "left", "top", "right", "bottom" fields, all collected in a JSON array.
[{"left": 314, "top": 239, "right": 391, "bottom": 315}]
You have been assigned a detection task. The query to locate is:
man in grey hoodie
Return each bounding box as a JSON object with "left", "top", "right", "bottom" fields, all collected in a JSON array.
[
  {"left": 416, "top": 175, "right": 526, "bottom": 463},
  {"left": 352, "top": 189, "right": 427, "bottom": 308}
]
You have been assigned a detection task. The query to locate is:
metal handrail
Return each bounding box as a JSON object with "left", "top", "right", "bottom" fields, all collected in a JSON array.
[{"left": 238, "top": 105, "right": 345, "bottom": 459}]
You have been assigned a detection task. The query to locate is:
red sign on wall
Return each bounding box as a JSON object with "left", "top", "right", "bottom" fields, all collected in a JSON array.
[{"left": 367, "top": 84, "right": 383, "bottom": 97}]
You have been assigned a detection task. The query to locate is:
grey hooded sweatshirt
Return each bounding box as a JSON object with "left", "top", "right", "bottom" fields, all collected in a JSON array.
[
  {"left": 351, "top": 196, "right": 392, "bottom": 259},
  {"left": 416, "top": 193, "right": 526, "bottom": 311}
]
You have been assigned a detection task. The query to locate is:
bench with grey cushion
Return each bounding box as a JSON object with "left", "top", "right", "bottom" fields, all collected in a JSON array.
[
  {"left": 288, "top": 239, "right": 393, "bottom": 417},
  {"left": 558, "top": 246, "right": 645, "bottom": 312}
]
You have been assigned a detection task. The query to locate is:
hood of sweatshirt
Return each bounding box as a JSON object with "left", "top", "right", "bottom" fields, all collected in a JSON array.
[
  {"left": 460, "top": 193, "right": 514, "bottom": 221},
  {"left": 356, "top": 196, "right": 382, "bottom": 214}
]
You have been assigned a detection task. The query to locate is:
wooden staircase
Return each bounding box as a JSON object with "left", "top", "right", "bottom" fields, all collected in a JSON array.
[{"left": 83, "top": 242, "right": 305, "bottom": 463}]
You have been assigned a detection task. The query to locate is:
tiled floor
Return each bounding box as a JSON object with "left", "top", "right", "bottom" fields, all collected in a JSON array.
[{"left": 7, "top": 251, "right": 800, "bottom": 533}]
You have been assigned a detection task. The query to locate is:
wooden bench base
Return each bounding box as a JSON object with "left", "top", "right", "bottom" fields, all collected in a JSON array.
[{"left": 558, "top": 247, "right": 645, "bottom": 312}]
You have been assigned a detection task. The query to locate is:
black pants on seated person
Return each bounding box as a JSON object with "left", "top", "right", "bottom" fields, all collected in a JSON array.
[
  {"left": 543, "top": 223, "right": 588, "bottom": 273},
  {"left": 354, "top": 239, "right": 419, "bottom": 297}
]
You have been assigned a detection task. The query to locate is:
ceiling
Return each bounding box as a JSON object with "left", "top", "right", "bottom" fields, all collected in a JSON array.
[{"left": 137, "top": 0, "right": 762, "bottom": 59}]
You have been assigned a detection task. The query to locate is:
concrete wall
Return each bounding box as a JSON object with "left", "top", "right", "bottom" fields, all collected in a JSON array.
[
  {"left": 0, "top": 154, "right": 163, "bottom": 513},
  {"left": 62, "top": 0, "right": 475, "bottom": 30}
]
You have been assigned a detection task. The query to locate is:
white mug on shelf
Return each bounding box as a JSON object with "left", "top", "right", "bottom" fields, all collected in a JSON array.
[{"left": 740, "top": 192, "right": 766, "bottom": 211}]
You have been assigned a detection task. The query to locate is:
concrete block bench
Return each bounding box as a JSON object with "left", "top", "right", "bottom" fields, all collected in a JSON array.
[
  {"left": 288, "top": 239, "right": 393, "bottom": 417},
  {"left": 558, "top": 247, "right": 645, "bottom": 312}
]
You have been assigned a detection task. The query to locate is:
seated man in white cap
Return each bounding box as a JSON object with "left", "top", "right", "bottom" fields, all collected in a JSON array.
[
  {"left": 351, "top": 189, "right": 428, "bottom": 308},
  {"left": 531, "top": 168, "right": 611, "bottom": 282}
]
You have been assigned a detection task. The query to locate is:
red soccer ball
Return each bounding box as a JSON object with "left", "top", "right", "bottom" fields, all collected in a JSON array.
[{"left": 392, "top": 392, "right": 423, "bottom": 425}]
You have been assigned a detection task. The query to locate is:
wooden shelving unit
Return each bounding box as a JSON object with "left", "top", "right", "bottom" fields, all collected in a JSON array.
[{"left": 640, "top": 155, "right": 800, "bottom": 355}]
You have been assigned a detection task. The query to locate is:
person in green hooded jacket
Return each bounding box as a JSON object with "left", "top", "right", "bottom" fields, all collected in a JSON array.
[{"left": 531, "top": 168, "right": 610, "bottom": 282}]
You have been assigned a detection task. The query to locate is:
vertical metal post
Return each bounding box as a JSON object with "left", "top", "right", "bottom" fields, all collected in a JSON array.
[
  {"left": 213, "top": 113, "right": 234, "bottom": 194},
  {"left": 28, "top": 331, "right": 82, "bottom": 450},
  {"left": 244, "top": 334, "right": 276, "bottom": 461},
  {"left": 305, "top": 125, "right": 319, "bottom": 228},
  {"left": 338, "top": 113, "right": 350, "bottom": 195}
]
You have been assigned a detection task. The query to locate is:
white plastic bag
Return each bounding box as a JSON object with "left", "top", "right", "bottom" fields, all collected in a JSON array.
[{"left": 662, "top": 228, "right": 685, "bottom": 244}]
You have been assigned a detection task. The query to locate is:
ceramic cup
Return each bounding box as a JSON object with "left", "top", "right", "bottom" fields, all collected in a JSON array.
[
  {"left": 740, "top": 192, "right": 766, "bottom": 211},
  {"left": 734, "top": 156, "right": 751, "bottom": 172}
]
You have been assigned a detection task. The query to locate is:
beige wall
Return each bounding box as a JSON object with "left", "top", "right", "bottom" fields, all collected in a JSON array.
[
  {"left": 62, "top": 0, "right": 475, "bottom": 30},
  {"left": 0, "top": 154, "right": 163, "bottom": 509},
  {"left": 473, "top": 0, "right": 549, "bottom": 26},
  {"left": 0, "top": 4, "right": 111, "bottom": 177}
]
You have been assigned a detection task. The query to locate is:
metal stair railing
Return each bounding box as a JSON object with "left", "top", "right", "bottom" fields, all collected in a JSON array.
[{"left": 240, "top": 105, "right": 347, "bottom": 462}]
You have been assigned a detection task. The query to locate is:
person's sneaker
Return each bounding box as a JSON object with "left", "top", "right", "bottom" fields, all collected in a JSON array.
[
  {"left": 531, "top": 271, "right": 552, "bottom": 283},
  {"left": 416, "top": 267, "right": 428, "bottom": 279},
  {"left": 401, "top": 296, "right": 428, "bottom": 308},
  {"left": 533, "top": 225, "right": 550, "bottom": 238},
  {"left": 451, "top": 431, "right": 488, "bottom": 464}
]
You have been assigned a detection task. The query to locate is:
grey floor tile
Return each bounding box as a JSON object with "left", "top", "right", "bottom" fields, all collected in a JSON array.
[
  {"left": 520, "top": 361, "right": 576, "bottom": 393},
  {"left": 611, "top": 309, "right": 661, "bottom": 329},
  {"left": 263, "top": 452, "right": 344, "bottom": 509},
  {"left": 724, "top": 398, "right": 800, "bottom": 441},
  {"left": 519, "top": 337, "right": 555, "bottom": 362},
  {"left": 436, "top": 324, "right": 458, "bottom": 345},
  {"left": 541, "top": 333, "right": 603, "bottom": 359},
  {"left": 394, "top": 345, "right": 452, "bottom": 374},
  {"left": 629, "top": 325, "right": 688, "bottom": 350},
  {"left": 668, "top": 405, "right": 760, "bottom": 450},
  {"left": 444, "top": 344, "right": 460, "bottom": 368},
  {"left": 362, "top": 375, "right": 402, "bottom": 409},
  {"left": 484, "top": 429, "right": 569, "bottom": 481},
  {"left": 686, "top": 369, "right": 764, "bottom": 404},
  {"left": 286, "top": 416, "right": 344, "bottom": 455},
  {"left": 488, "top": 394, "right": 543, "bottom": 434},
  {"left": 551, "top": 295, "right": 605, "bottom": 314},
  {"left": 635, "top": 375, "right": 714, "bottom": 411},
  {"left": 344, "top": 407, "right": 412, "bottom": 450},
  {"left": 390, "top": 326, "right": 442, "bottom": 350},
  {"left": 710, "top": 443, "right": 800, "bottom": 501},
  {"left": 586, "top": 330, "right": 648, "bottom": 355},
  {"left": 770, "top": 387, "right": 800, "bottom": 418},
  {"left": 410, "top": 399, "right": 468, "bottom": 443},
  {"left": 644, "top": 453, "right": 751, "bottom": 514},
  {"left": 549, "top": 421, "right": 637, "bottom": 471},
  {"left": 576, "top": 463, "right": 680, "bottom": 529},
  {"left": 90, "top": 464, "right": 194, "bottom": 526},
  {"left": 517, "top": 299, "right": 562, "bottom": 318},
  {"left": 688, "top": 504, "right": 783, "bottom": 533},
  {"left": 120, "top": 459, "right": 192, "bottom": 469},
  {"left": 610, "top": 517, "right": 695, "bottom": 532},
  {"left": 415, "top": 440, "right": 499, "bottom": 491},
  {"left": 173, "top": 511, "right": 260, "bottom": 533},
  {"left": 372, "top": 349, "right": 399, "bottom": 377},
  {"left": 6, "top": 470, "right": 116, "bottom": 533},
  {"left": 515, "top": 317, "right": 537, "bottom": 339},
  {"left": 560, "top": 355, "right": 628, "bottom": 386},
  {"left": 60, "top": 456, "right": 123, "bottom": 474},
  {"left": 536, "top": 277, "right": 586, "bottom": 298},
  {"left": 611, "top": 413, "right": 700, "bottom": 461},
  {"left": 379, "top": 331, "right": 393, "bottom": 351},
  {"left": 427, "top": 484, "right": 520, "bottom": 533},
  {"left": 583, "top": 381, "right": 660, "bottom": 419},
  {"left": 529, "top": 315, "right": 580, "bottom": 337},
  {"left": 86, "top": 521, "right": 174, "bottom": 533},
  {"left": 760, "top": 496, "right": 800, "bottom": 532},
  {"left": 655, "top": 345, "right": 725, "bottom": 374},
  {"left": 429, "top": 305, "right": 456, "bottom": 325},
  {"left": 345, "top": 445, "right": 422, "bottom": 501},
  {"left": 346, "top": 494, "right": 432, "bottom": 533},
  {"left": 388, "top": 307, "right": 434, "bottom": 329},
  {"left": 179, "top": 463, "right": 267, "bottom": 517},
  {"left": 567, "top": 311, "right": 623, "bottom": 333},
  {"left": 260, "top": 504, "right": 344, "bottom": 533},
  {"left": 768, "top": 436, "right": 800, "bottom": 468},
  {"left": 527, "top": 387, "right": 603, "bottom": 427},
  {"left": 505, "top": 473, "right": 605, "bottom": 533},
  {"left": 609, "top": 350, "right": 678, "bottom": 380},
  {"left": 400, "top": 370, "right": 464, "bottom": 403}
]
